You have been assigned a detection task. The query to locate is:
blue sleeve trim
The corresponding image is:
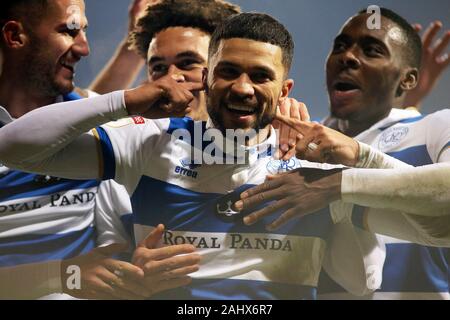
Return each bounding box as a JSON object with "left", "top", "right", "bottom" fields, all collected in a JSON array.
[{"left": 95, "top": 126, "right": 116, "bottom": 180}]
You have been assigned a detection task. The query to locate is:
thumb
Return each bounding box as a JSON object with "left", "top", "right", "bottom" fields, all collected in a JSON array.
[
  {"left": 139, "top": 224, "right": 165, "bottom": 249},
  {"left": 94, "top": 243, "right": 128, "bottom": 257}
]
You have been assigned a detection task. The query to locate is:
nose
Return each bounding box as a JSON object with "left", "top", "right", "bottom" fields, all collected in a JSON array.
[
  {"left": 72, "top": 30, "right": 90, "bottom": 58},
  {"left": 168, "top": 65, "right": 186, "bottom": 82},
  {"left": 231, "top": 73, "right": 255, "bottom": 98},
  {"left": 340, "top": 47, "right": 361, "bottom": 69}
]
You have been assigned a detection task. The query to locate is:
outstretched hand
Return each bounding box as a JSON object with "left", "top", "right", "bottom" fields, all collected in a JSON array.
[
  {"left": 132, "top": 224, "right": 201, "bottom": 297},
  {"left": 404, "top": 21, "right": 450, "bottom": 108}
]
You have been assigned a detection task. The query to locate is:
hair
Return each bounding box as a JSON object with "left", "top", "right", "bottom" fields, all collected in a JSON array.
[
  {"left": 208, "top": 12, "right": 295, "bottom": 73},
  {"left": 358, "top": 7, "right": 422, "bottom": 69},
  {"left": 0, "top": 0, "right": 49, "bottom": 31},
  {"left": 130, "top": 0, "right": 241, "bottom": 58}
]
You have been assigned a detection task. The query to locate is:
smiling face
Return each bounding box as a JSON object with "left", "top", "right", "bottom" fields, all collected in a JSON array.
[
  {"left": 147, "top": 27, "right": 210, "bottom": 120},
  {"left": 22, "top": 0, "right": 89, "bottom": 96},
  {"left": 326, "top": 14, "right": 413, "bottom": 123},
  {"left": 206, "top": 38, "right": 292, "bottom": 132}
]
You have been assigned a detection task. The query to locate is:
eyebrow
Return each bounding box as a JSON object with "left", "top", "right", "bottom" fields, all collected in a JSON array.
[
  {"left": 216, "top": 61, "right": 277, "bottom": 78},
  {"left": 148, "top": 51, "right": 206, "bottom": 65}
]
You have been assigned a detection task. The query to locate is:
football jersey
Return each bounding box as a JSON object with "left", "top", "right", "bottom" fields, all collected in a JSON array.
[
  {"left": 94, "top": 116, "right": 355, "bottom": 300},
  {"left": 319, "top": 108, "right": 450, "bottom": 300},
  {"left": 0, "top": 93, "right": 99, "bottom": 270}
]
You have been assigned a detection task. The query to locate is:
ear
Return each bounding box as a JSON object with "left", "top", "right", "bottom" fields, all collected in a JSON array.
[
  {"left": 279, "top": 79, "right": 294, "bottom": 104},
  {"left": 202, "top": 67, "right": 209, "bottom": 95},
  {"left": 2, "top": 21, "right": 28, "bottom": 49},
  {"left": 399, "top": 68, "right": 419, "bottom": 92}
]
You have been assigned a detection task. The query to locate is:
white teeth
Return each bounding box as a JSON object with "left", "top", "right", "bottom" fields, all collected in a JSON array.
[{"left": 227, "top": 104, "right": 255, "bottom": 112}]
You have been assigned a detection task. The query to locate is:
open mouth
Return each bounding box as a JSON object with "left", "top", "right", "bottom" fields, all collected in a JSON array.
[
  {"left": 60, "top": 60, "right": 75, "bottom": 72},
  {"left": 226, "top": 104, "right": 257, "bottom": 116},
  {"left": 333, "top": 81, "right": 361, "bottom": 92}
]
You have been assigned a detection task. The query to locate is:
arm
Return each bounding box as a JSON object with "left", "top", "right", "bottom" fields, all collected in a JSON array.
[
  {"left": 89, "top": 0, "right": 150, "bottom": 94},
  {"left": 0, "top": 76, "right": 203, "bottom": 179}
]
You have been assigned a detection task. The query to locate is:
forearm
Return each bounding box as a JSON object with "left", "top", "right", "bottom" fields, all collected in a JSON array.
[
  {"left": 341, "top": 163, "right": 450, "bottom": 216},
  {"left": 89, "top": 39, "right": 145, "bottom": 94},
  {"left": 0, "top": 91, "right": 127, "bottom": 174},
  {"left": 0, "top": 260, "right": 62, "bottom": 300},
  {"left": 355, "top": 142, "right": 412, "bottom": 169}
]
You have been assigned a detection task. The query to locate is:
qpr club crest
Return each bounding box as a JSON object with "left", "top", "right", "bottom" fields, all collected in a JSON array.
[
  {"left": 378, "top": 126, "right": 409, "bottom": 150},
  {"left": 266, "top": 158, "right": 301, "bottom": 175},
  {"left": 216, "top": 191, "right": 242, "bottom": 222}
]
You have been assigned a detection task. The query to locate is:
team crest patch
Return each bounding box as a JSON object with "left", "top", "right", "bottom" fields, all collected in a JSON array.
[
  {"left": 378, "top": 126, "right": 409, "bottom": 150},
  {"left": 266, "top": 158, "right": 301, "bottom": 175}
]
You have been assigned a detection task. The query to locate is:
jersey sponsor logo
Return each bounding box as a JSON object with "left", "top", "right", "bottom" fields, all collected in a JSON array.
[
  {"left": 163, "top": 230, "right": 293, "bottom": 251},
  {"left": 132, "top": 116, "right": 145, "bottom": 125},
  {"left": 378, "top": 126, "right": 409, "bottom": 149},
  {"left": 0, "top": 190, "right": 96, "bottom": 216},
  {"left": 266, "top": 158, "right": 301, "bottom": 175}
]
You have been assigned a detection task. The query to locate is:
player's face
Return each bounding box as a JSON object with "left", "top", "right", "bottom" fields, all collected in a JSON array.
[
  {"left": 147, "top": 27, "right": 209, "bottom": 120},
  {"left": 326, "top": 14, "right": 407, "bottom": 123},
  {"left": 206, "top": 38, "right": 292, "bottom": 132},
  {"left": 23, "top": 0, "right": 89, "bottom": 96}
]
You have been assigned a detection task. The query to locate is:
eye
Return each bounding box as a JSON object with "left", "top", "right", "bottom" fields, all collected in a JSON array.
[
  {"left": 216, "top": 66, "right": 239, "bottom": 79},
  {"left": 177, "top": 59, "right": 201, "bottom": 70},
  {"left": 251, "top": 72, "right": 271, "bottom": 84},
  {"left": 332, "top": 40, "right": 347, "bottom": 53},
  {"left": 150, "top": 64, "right": 168, "bottom": 75},
  {"left": 364, "top": 44, "right": 384, "bottom": 57}
]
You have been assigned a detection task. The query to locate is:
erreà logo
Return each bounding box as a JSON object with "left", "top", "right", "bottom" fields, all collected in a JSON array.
[
  {"left": 132, "top": 116, "right": 145, "bottom": 125},
  {"left": 174, "top": 158, "right": 199, "bottom": 179}
]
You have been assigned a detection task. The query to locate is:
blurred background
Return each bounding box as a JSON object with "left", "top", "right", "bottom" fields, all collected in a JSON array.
[{"left": 79, "top": 0, "right": 450, "bottom": 120}]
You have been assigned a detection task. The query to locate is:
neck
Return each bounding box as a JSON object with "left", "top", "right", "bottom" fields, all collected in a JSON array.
[
  {"left": 0, "top": 68, "right": 57, "bottom": 119},
  {"left": 334, "top": 109, "right": 392, "bottom": 138}
]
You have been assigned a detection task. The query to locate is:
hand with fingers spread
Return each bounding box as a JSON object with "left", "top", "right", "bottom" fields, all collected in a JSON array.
[
  {"left": 404, "top": 21, "right": 450, "bottom": 109},
  {"left": 275, "top": 113, "right": 359, "bottom": 166},
  {"left": 61, "top": 243, "right": 150, "bottom": 300},
  {"left": 132, "top": 224, "right": 201, "bottom": 297},
  {"left": 272, "top": 98, "right": 311, "bottom": 161},
  {"left": 124, "top": 74, "right": 205, "bottom": 119},
  {"left": 235, "top": 168, "right": 343, "bottom": 231}
]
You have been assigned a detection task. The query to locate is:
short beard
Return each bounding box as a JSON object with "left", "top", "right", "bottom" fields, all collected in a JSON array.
[{"left": 22, "top": 35, "right": 73, "bottom": 97}]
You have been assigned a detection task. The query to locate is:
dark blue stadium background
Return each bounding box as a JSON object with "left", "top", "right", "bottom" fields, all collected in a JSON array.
[{"left": 78, "top": 0, "right": 450, "bottom": 120}]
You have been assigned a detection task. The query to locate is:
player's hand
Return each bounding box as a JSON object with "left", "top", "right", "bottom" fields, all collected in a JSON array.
[
  {"left": 272, "top": 98, "right": 310, "bottom": 161},
  {"left": 275, "top": 113, "right": 359, "bottom": 166},
  {"left": 235, "top": 168, "right": 343, "bottom": 230},
  {"left": 61, "top": 244, "right": 150, "bottom": 300},
  {"left": 128, "top": 0, "right": 159, "bottom": 32},
  {"left": 124, "top": 74, "right": 205, "bottom": 119},
  {"left": 404, "top": 21, "right": 450, "bottom": 108},
  {"left": 132, "top": 224, "right": 201, "bottom": 297}
]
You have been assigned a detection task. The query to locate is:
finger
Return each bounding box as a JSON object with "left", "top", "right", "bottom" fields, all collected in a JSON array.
[
  {"left": 277, "top": 99, "right": 292, "bottom": 156},
  {"left": 104, "top": 259, "right": 145, "bottom": 281},
  {"left": 412, "top": 23, "right": 422, "bottom": 33},
  {"left": 239, "top": 178, "right": 284, "bottom": 200},
  {"left": 282, "top": 99, "right": 303, "bottom": 161},
  {"left": 243, "top": 199, "right": 290, "bottom": 226},
  {"left": 295, "top": 134, "right": 316, "bottom": 160},
  {"left": 154, "top": 265, "right": 200, "bottom": 281},
  {"left": 274, "top": 112, "right": 312, "bottom": 135},
  {"left": 144, "top": 254, "right": 201, "bottom": 275},
  {"left": 145, "top": 244, "right": 196, "bottom": 261},
  {"left": 423, "top": 21, "right": 443, "bottom": 50},
  {"left": 110, "top": 285, "right": 147, "bottom": 300},
  {"left": 94, "top": 243, "right": 128, "bottom": 257},
  {"left": 267, "top": 205, "right": 310, "bottom": 231},
  {"left": 181, "top": 81, "right": 206, "bottom": 93},
  {"left": 152, "top": 276, "right": 193, "bottom": 295},
  {"left": 139, "top": 224, "right": 165, "bottom": 249},
  {"left": 104, "top": 272, "right": 150, "bottom": 298},
  {"left": 432, "top": 31, "right": 450, "bottom": 59},
  {"left": 296, "top": 101, "right": 311, "bottom": 122}
]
